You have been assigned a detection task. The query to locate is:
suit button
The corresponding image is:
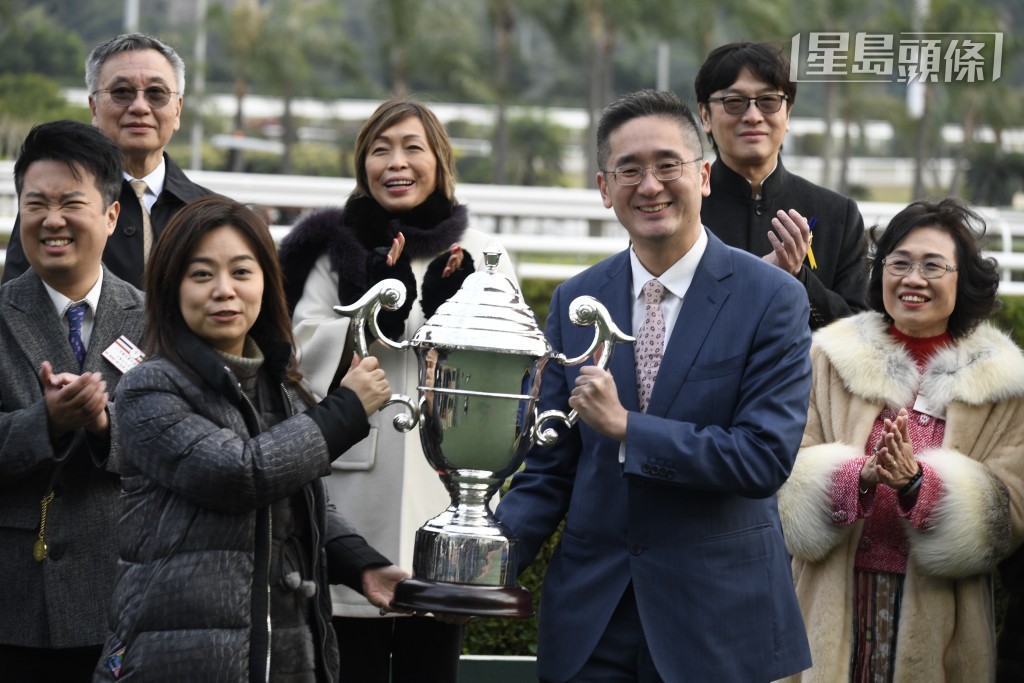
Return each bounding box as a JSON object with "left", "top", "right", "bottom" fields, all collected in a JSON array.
[
  {"left": 124, "top": 224, "right": 137, "bottom": 236},
  {"left": 665, "top": 469, "right": 676, "bottom": 479},
  {"left": 641, "top": 464, "right": 651, "bottom": 474},
  {"left": 629, "top": 544, "right": 643, "bottom": 555},
  {"left": 755, "top": 204, "right": 764, "bottom": 216},
  {"left": 47, "top": 544, "right": 64, "bottom": 561}
]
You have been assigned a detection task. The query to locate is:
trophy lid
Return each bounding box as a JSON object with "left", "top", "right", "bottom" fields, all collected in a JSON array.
[{"left": 411, "top": 249, "right": 552, "bottom": 355}]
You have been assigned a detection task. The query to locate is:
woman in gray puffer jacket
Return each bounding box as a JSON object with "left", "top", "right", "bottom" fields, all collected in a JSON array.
[{"left": 94, "top": 197, "right": 406, "bottom": 683}]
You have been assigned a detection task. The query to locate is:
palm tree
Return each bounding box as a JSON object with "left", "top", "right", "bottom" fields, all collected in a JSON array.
[{"left": 208, "top": 0, "right": 267, "bottom": 172}]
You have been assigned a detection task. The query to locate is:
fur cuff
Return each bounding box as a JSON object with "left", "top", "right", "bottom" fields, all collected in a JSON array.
[
  {"left": 779, "top": 443, "right": 864, "bottom": 561},
  {"left": 906, "top": 448, "right": 1012, "bottom": 578}
]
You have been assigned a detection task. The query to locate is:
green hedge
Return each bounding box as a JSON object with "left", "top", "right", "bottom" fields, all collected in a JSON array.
[{"left": 462, "top": 293, "right": 1024, "bottom": 655}]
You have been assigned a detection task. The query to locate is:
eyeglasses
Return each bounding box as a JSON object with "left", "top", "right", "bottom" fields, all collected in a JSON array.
[
  {"left": 882, "top": 257, "right": 958, "bottom": 279},
  {"left": 706, "top": 94, "right": 788, "bottom": 116},
  {"left": 94, "top": 86, "right": 177, "bottom": 108},
  {"left": 602, "top": 158, "right": 702, "bottom": 186}
]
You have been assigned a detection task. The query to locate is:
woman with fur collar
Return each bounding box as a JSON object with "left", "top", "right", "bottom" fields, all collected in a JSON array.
[
  {"left": 278, "top": 98, "right": 516, "bottom": 683},
  {"left": 777, "top": 198, "right": 1024, "bottom": 682}
]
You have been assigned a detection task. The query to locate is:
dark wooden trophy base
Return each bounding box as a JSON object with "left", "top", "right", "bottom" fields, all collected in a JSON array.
[{"left": 391, "top": 577, "right": 534, "bottom": 618}]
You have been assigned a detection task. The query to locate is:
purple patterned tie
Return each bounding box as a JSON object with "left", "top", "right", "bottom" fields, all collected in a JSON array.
[
  {"left": 66, "top": 303, "right": 88, "bottom": 369},
  {"left": 635, "top": 279, "right": 665, "bottom": 412}
]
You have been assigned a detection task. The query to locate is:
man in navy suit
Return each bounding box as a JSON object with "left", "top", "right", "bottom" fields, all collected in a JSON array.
[{"left": 496, "top": 90, "right": 813, "bottom": 682}]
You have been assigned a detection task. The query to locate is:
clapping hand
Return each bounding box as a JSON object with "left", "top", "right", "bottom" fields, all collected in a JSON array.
[{"left": 763, "top": 209, "right": 811, "bottom": 275}]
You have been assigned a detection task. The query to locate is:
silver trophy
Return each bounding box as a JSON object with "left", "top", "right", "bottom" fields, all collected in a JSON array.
[{"left": 335, "top": 251, "right": 633, "bottom": 617}]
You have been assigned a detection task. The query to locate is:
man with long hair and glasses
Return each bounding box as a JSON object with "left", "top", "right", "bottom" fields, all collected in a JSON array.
[
  {"left": 695, "top": 41, "right": 868, "bottom": 329},
  {"left": 3, "top": 33, "right": 212, "bottom": 289}
]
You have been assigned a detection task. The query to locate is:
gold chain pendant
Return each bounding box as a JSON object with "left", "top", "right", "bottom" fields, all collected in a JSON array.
[{"left": 34, "top": 491, "right": 55, "bottom": 562}]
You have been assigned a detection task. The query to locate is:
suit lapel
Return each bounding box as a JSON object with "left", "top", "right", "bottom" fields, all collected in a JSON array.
[
  {"left": 5, "top": 274, "right": 81, "bottom": 375},
  {"left": 647, "top": 234, "right": 734, "bottom": 416},
  {"left": 596, "top": 251, "right": 641, "bottom": 413},
  {"left": 85, "top": 275, "right": 140, "bottom": 376}
]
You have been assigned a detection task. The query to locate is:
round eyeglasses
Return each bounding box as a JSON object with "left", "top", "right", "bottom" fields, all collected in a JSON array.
[
  {"left": 706, "top": 94, "right": 788, "bottom": 116},
  {"left": 882, "top": 257, "right": 958, "bottom": 279},
  {"left": 94, "top": 86, "right": 178, "bottom": 108},
  {"left": 602, "top": 158, "right": 702, "bottom": 186}
]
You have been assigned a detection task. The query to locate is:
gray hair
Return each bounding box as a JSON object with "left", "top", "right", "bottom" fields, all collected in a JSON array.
[{"left": 85, "top": 33, "right": 186, "bottom": 96}]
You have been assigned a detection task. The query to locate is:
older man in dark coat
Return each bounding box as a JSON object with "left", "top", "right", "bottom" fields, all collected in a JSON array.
[{"left": 2, "top": 33, "right": 210, "bottom": 289}]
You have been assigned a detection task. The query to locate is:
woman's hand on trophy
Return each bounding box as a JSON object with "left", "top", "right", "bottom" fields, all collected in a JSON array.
[
  {"left": 569, "top": 365, "right": 627, "bottom": 441},
  {"left": 340, "top": 355, "right": 391, "bottom": 416},
  {"left": 362, "top": 564, "right": 409, "bottom": 612}
]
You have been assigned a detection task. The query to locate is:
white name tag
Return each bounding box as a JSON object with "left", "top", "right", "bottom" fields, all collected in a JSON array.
[
  {"left": 102, "top": 335, "right": 145, "bottom": 374},
  {"left": 913, "top": 393, "right": 946, "bottom": 420}
]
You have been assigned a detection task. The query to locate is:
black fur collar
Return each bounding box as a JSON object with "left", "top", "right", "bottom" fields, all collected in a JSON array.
[{"left": 279, "top": 193, "right": 469, "bottom": 313}]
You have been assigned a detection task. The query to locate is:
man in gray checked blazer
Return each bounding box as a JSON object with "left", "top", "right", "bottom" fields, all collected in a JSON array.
[{"left": 0, "top": 120, "right": 145, "bottom": 681}]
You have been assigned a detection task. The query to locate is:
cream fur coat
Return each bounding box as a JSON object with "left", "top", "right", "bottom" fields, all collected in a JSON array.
[{"left": 777, "top": 312, "right": 1024, "bottom": 683}]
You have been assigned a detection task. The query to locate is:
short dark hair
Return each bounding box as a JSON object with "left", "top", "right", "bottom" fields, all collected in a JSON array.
[
  {"left": 868, "top": 198, "right": 1000, "bottom": 338},
  {"left": 694, "top": 42, "right": 797, "bottom": 151},
  {"left": 86, "top": 33, "right": 186, "bottom": 95},
  {"left": 351, "top": 97, "right": 457, "bottom": 202},
  {"left": 143, "top": 196, "right": 307, "bottom": 391},
  {"left": 14, "top": 120, "right": 123, "bottom": 206},
  {"left": 596, "top": 89, "right": 703, "bottom": 170}
]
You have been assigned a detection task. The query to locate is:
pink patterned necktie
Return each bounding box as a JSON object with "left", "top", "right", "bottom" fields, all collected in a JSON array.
[
  {"left": 635, "top": 279, "right": 666, "bottom": 412},
  {"left": 66, "top": 303, "right": 88, "bottom": 369}
]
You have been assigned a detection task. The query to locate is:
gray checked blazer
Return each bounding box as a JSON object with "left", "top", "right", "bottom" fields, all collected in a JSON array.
[{"left": 0, "top": 268, "right": 144, "bottom": 648}]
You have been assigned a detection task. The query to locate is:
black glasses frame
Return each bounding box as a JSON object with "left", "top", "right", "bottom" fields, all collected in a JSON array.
[{"left": 706, "top": 94, "right": 789, "bottom": 115}]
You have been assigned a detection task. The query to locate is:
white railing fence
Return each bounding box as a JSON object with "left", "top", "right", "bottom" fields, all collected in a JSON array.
[{"left": 3, "top": 161, "right": 1024, "bottom": 294}]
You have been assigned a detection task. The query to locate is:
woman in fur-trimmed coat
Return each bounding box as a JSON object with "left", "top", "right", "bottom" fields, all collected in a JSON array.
[{"left": 777, "top": 199, "right": 1024, "bottom": 683}]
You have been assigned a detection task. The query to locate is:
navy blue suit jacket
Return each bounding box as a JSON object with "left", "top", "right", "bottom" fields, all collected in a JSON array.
[{"left": 497, "top": 231, "right": 813, "bottom": 682}]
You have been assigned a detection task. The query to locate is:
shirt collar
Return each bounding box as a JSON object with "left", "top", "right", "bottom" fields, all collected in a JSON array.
[
  {"left": 125, "top": 156, "right": 167, "bottom": 199},
  {"left": 44, "top": 269, "right": 105, "bottom": 318},
  {"left": 629, "top": 226, "right": 709, "bottom": 301}
]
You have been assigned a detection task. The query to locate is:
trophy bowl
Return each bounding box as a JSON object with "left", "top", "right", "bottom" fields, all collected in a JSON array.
[{"left": 335, "top": 251, "right": 632, "bottom": 617}]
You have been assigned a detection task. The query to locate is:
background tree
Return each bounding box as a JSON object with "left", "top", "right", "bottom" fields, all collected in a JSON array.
[
  {"left": 0, "top": 5, "right": 85, "bottom": 82},
  {"left": 252, "top": 0, "right": 355, "bottom": 173},
  {"left": 208, "top": 0, "right": 268, "bottom": 172}
]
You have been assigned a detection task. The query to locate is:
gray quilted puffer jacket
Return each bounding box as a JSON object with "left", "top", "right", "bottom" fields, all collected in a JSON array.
[{"left": 94, "top": 331, "right": 384, "bottom": 682}]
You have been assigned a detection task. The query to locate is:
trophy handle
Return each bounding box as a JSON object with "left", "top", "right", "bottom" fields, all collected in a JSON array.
[
  {"left": 381, "top": 394, "right": 420, "bottom": 432},
  {"left": 333, "top": 278, "right": 411, "bottom": 357},
  {"left": 533, "top": 296, "right": 635, "bottom": 446},
  {"left": 334, "top": 278, "right": 419, "bottom": 430}
]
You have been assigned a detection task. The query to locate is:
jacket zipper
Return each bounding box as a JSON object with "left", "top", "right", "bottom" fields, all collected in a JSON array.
[
  {"left": 308, "top": 484, "right": 334, "bottom": 683},
  {"left": 239, "top": 390, "right": 273, "bottom": 683}
]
